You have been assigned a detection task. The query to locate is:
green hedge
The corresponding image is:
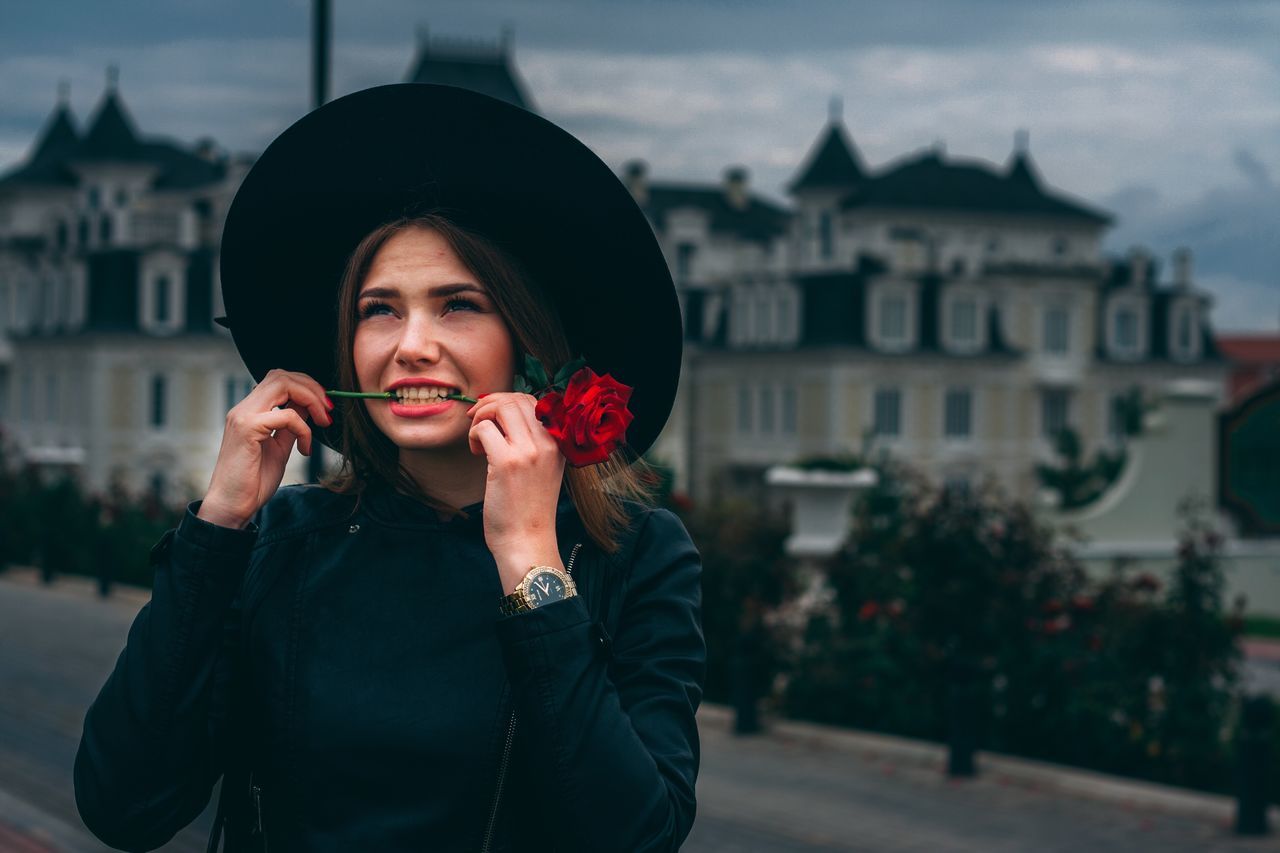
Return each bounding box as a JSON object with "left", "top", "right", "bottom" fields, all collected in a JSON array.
[{"left": 687, "top": 456, "right": 1277, "bottom": 803}]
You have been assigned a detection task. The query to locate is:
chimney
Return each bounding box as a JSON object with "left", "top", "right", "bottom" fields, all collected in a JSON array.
[
  {"left": 1173, "top": 247, "right": 1192, "bottom": 289},
  {"left": 1128, "top": 246, "right": 1149, "bottom": 287},
  {"left": 723, "top": 165, "right": 749, "bottom": 211},
  {"left": 623, "top": 160, "right": 648, "bottom": 206}
]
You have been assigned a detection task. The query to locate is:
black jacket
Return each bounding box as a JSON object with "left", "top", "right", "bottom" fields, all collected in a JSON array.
[{"left": 74, "top": 482, "right": 705, "bottom": 852}]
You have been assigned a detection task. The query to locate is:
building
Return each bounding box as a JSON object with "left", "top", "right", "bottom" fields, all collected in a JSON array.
[
  {"left": 0, "top": 75, "right": 258, "bottom": 502},
  {"left": 638, "top": 119, "right": 1228, "bottom": 503},
  {"left": 0, "top": 46, "right": 1231, "bottom": 512},
  {"left": 1216, "top": 334, "right": 1280, "bottom": 404}
]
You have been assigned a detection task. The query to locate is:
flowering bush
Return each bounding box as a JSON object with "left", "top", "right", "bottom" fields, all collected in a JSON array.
[{"left": 769, "top": 458, "right": 1261, "bottom": 799}]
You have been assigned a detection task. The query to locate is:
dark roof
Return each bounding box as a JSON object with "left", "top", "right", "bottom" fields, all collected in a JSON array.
[
  {"left": 32, "top": 106, "right": 79, "bottom": 161},
  {"left": 0, "top": 105, "right": 80, "bottom": 188},
  {"left": 1, "top": 89, "right": 227, "bottom": 192},
  {"left": 405, "top": 38, "right": 535, "bottom": 112},
  {"left": 144, "top": 141, "right": 227, "bottom": 188},
  {"left": 77, "top": 91, "right": 146, "bottom": 160},
  {"left": 642, "top": 183, "right": 790, "bottom": 244},
  {"left": 788, "top": 123, "right": 865, "bottom": 193},
  {"left": 840, "top": 149, "right": 1112, "bottom": 224}
]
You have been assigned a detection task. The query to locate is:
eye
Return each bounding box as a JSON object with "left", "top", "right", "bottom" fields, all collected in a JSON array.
[
  {"left": 444, "top": 296, "right": 482, "bottom": 313},
  {"left": 356, "top": 298, "right": 393, "bottom": 320}
]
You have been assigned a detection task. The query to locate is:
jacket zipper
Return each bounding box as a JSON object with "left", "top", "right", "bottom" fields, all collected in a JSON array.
[
  {"left": 480, "top": 542, "right": 582, "bottom": 852},
  {"left": 250, "top": 771, "right": 268, "bottom": 852}
]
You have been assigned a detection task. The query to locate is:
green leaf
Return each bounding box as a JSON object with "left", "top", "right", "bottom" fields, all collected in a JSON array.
[
  {"left": 552, "top": 356, "right": 587, "bottom": 389},
  {"left": 514, "top": 374, "right": 532, "bottom": 394},
  {"left": 523, "top": 353, "right": 549, "bottom": 390}
]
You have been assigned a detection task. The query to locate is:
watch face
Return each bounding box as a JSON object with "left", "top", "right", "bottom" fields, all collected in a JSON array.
[{"left": 527, "top": 570, "right": 568, "bottom": 606}]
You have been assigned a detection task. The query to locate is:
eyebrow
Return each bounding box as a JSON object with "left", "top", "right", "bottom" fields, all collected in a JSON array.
[{"left": 357, "top": 283, "right": 488, "bottom": 300}]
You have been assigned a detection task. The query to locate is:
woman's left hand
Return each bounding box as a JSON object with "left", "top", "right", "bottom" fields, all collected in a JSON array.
[{"left": 467, "top": 392, "right": 567, "bottom": 595}]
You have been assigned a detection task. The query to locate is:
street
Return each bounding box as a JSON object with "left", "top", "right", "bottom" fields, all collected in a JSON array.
[{"left": 0, "top": 573, "right": 1275, "bottom": 852}]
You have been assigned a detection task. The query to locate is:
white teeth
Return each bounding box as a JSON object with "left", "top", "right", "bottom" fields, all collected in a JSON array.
[{"left": 395, "top": 386, "right": 455, "bottom": 404}]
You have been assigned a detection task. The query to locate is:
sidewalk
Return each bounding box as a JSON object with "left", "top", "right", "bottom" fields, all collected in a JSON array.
[{"left": 697, "top": 703, "right": 1279, "bottom": 829}]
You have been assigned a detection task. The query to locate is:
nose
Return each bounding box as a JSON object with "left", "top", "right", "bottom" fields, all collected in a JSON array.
[{"left": 393, "top": 311, "right": 443, "bottom": 367}]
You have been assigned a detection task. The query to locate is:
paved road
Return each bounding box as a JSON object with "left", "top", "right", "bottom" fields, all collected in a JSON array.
[{"left": 1, "top": 574, "right": 1275, "bottom": 852}]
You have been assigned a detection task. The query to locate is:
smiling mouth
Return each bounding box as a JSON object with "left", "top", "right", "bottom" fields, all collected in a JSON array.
[{"left": 390, "top": 386, "right": 461, "bottom": 405}]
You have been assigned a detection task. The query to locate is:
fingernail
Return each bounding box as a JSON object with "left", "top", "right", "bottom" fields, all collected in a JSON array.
[
  {"left": 477, "top": 393, "right": 490, "bottom": 399},
  {"left": 324, "top": 395, "right": 335, "bottom": 410}
]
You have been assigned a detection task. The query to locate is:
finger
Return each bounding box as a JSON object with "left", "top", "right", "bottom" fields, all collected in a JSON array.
[
  {"left": 251, "top": 369, "right": 332, "bottom": 426},
  {"left": 482, "top": 397, "right": 541, "bottom": 448},
  {"left": 258, "top": 408, "right": 312, "bottom": 457},
  {"left": 469, "top": 418, "right": 510, "bottom": 460}
]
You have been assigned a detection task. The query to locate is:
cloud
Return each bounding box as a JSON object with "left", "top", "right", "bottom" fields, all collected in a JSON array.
[{"left": 1234, "top": 148, "right": 1272, "bottom": 187}]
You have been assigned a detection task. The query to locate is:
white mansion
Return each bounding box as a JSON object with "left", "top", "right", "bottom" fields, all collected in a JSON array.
[
  {"left": 641, "top": 122, "right": 1227, "bottom": 503},
  {"left": 0, "top": 49, "right": 1228, "bottom": 508}
]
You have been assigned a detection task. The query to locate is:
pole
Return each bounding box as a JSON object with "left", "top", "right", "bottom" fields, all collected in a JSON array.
[{"left": 308, "top": 0, "right": 332, "bottom": 483}]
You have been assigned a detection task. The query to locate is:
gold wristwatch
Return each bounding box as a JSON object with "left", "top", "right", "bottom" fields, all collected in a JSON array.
[{"left": 500, "top": 565, "right": 578, "bottom": 616}]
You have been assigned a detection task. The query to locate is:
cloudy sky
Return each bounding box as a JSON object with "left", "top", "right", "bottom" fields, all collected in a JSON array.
[{"left": 3, "top": 0, "right": 1277, "bottom": 331}]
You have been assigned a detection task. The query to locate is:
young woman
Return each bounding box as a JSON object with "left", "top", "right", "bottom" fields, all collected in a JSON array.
[{"left": 74, "top": 84, "right": 704, "bottom": 852}]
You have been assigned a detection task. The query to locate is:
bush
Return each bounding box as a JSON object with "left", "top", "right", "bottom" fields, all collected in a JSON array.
[
  {"left": 0, "top": 429, "right": 183, "bottom": 589},
  {"left": 759, "top": 457, "right": 1259, "bottom": 800}
]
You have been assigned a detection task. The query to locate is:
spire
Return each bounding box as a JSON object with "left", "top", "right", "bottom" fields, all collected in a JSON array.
[
  {"left": 29, "top": 93, "right": 80, "bottom": 163},
  {"left": 57, "top": 78, "right": 70, "bottom": 106},
  {"left": 79, "top": 74, "right": 143, "bottom": 160},
  {"left": 1006, "top": 128, "right": 1040, "bottom": 187},
  {"left": 829, "top": 94, "right": 842, "bottom": 123},
  {"left": 787, "top": 107, "right": 866, "bottom": 194},
  {"left": 106, "top": 64, "right": 119, "bottom": 92}
]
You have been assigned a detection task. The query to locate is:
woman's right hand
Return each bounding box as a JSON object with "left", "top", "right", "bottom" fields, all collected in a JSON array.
[{"left": 197, "top": 369, "right": 334, "bottom": 529}]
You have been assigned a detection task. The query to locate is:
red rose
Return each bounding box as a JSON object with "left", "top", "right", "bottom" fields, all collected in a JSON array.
[
  {"left": 535, "top": 367, "right": 635, "bottom": 467},
  {"left": 857, "top": 600, "right": 881, "bottom": 622}
]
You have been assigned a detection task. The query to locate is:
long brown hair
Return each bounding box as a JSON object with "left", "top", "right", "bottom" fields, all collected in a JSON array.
[{"left": 320, "top": 213, "right": 656, "bottom": 553}]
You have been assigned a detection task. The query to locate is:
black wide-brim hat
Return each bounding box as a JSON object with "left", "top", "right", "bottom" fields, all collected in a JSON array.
[{"left": 219, "top": 83, "right": 681, "bottom": 458}]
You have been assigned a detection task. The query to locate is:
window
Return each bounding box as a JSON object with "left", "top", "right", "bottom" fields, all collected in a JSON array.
[
  {"left": 1041, "top": 389, "right": 1070, "bottom": 439},
  {"left": 149, "top": 471, "right": 166, "bottom": 505},
  {"left": 154, "top": 276, "right": 171, "bottom": 324},
  {"left": 87, "top": 186, "right": 100, "bottom": 210},
  {"left": 151, "top": 374, "right": 168, "bottom": 429},
  {"left": 77, "top": 216, "right": 90, "bottom": 246},
  {"left": 880, "top": 295, "right": 907, "bottom": 343},
  {"left": 944, "top": 388, "right": 972, "bottom": 439},
  {"left": 0, "top": 283, "right": 8, "bottom": 331},
  {"left": 1114, "top": 308, "right": 1137, "bottom": 350},
  {"left": 755, "top": 293, "right": 770, "bottom": 340},
  {"left": 778, "top": 296, "right": 792, "bottom": 342},
  {"left": 759, "top": 385, "right": 775, "bottom": 434},
  {"left": 55, "top": 220, "right": 68, "bottom": 250},
  {"left": 45, "top": 373, "right": 58, "bottom": 424},
  {"left": 1044, "top": 307, "right": 1069, "bottom": 354},
  {"left": 675, "top": 243, "right": 696, "bottom": 283},
  {"left": 20, "top": 375, "right": 32, "bottom": 424},
  {"left": 782, "top": 386, "right": 797, "bottom": 435},
  {"left": 873, "top": 388, "right": 901, "bottom": 437},
  {"left": 950, "top": 298, "right": 977, "bottom": 346},
  {"left": 818, "top": 212, "right": 833, "bottom": 259},
  {"left": 99, "top": 214, "right": 112, "bottom": 245},
  {"left": 1172, "top": 303, "right": 1197, "bottom": 359},
  {"left": 1108, "top": 392, "right": 1128, "bottom": 441},
  {"left": 115, "top": 188, "right": 129, "bottom": 208},
  {"left": 737, "top": 384, "right": 752, "bottom": 433},
  {"left": 225, "top": 376, "right": 255, "bottom": 413}
]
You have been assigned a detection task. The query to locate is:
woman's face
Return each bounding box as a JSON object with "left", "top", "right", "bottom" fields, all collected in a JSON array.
[{"left": 353, "top": 226, "right": 516, "bottom": 452}]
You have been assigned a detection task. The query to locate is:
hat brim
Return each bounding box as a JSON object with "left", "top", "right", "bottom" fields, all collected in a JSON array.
[{"left": 220, "top": 83, "right": 681, "bottom": 458}]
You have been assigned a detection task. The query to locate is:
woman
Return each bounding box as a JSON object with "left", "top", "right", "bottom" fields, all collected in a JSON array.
[{"left": 74, "top": 84, "right": 704, "bottom": 852}]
